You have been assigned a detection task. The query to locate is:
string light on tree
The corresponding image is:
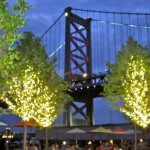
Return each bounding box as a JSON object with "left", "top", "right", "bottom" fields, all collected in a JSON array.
[
  {"left": 1, "top": 65, "right": 68, "bottom": 127},
  {"left": 103, "top": 37, "right": 150, "bottom": 128},
  {"left": 121, "top": 56, "right": 150, "bottom": 128}
]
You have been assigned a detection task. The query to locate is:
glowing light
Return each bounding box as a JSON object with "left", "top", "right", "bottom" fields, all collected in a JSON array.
[
  {"left": 110, "top": 140, "right": 113, "bottom": 144},
  {"left": 88, "top": 141, "right": 92, "bottom": 145},
  {"left": 140, "top": 139, "right": 143, "bottom": 143},
  {"left": 121, "top": 55, "right": 150, "bottom": 128},
  {"left": 63, "top": 141, "right": 66, "bottom": 145},
  {"left": 1, "top": 65, "right": 70, "bottom": 127},
  {"left": 65, "top": 12, "right": 68, "bottom": 17},
  {"left": 83, "top": 73, "right": 88, "bottom": 78},
  {"left": 93, "top": 19, "right": 150, "bottom": 29},
  {"left": 49, "top": 42, "right": 65, "bottom": 58}
]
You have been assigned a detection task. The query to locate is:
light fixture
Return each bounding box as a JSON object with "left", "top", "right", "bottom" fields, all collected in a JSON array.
[
  {"left": 2, "top": 127, "right": 15, "bottom": 139},
  {"left": 65, "top": 12, "right": 68, "bottom": 17},
  {"left": 140, "top": 139, "right": 143, "bottom": 143},
  {"left": 88, "top": 141, "right": 92, "bottom": 145},
  {"left": 83, "top": 73, "right": 88, "bottom": 78},
  {"left": 62, "top": 141, "right": 66, "bottom": 145},
  {"left": 110, "top": 140, "right": 113, "bottom": 144}
]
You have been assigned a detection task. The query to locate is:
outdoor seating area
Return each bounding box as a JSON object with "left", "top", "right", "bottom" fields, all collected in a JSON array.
[
  {"left": 2, "top": 138, "right": 150, "bottom": 150},
  {"left": 0, "top": 112, "right": 150, "bottom": 150},
  {"left": 32, "top": 125, "right": 150, "bottom": 150},
  {"left": 0, "top": 116, "right": 150, "bottom": 150}
]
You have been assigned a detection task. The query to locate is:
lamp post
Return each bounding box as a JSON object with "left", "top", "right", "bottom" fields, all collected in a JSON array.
[{"left": 2, "top": 127, "right": 15, "bottom": 150}]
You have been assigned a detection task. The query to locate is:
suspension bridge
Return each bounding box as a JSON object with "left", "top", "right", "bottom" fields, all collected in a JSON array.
[
  {"left": 40, "top": 7, "right": 150, "bottom": 127},
  {"left": 1, "top": 7, "right": 150, "bottom": 127}
]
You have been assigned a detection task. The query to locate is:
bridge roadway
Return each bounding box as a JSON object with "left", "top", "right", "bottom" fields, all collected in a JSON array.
[{"left": 67, "top": 73, "right": 107, "bottom": 102}]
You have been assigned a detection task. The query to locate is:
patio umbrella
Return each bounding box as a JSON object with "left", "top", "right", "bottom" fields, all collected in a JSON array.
[
  {"left": 66, "top": 128, "right": 86, "bottom": 143},
  {"left": 12, "top": 120, "right": 42, "bottom": 150},
  {"left": 112, "top": 127, "right": 127, "bottom": 134},
  {"left": 12, "top": 120, "right": 42, "bottom": 127},
  {"left": 89, "top": 126, "right": 112, "bottom": 140},
  {"left": 0, "top": 121, "right": 8, "bottom": 126},
  {"left": 90, "top": 126, "right": 112, "bottom": 133},
  {"left": 66, "top": 128, "right": 86, "bottom": 134}
]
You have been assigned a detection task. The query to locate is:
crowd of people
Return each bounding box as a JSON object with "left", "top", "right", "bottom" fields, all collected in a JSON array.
[{"left": 25, "top": 139, "right": 150, "bottom": 150}]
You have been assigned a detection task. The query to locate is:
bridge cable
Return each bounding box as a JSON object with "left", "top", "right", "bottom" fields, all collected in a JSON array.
[
  {"left": 92, "top": 19, "right": 150, "bottom": 29},
  {"left": 137, "top": 14, "right": 141, "bottom": 44},
  {"left": 120, "top": 13, "right": 123, "bottom": 45},
  {"left": 113, "top": 13, "right": 117, "bottom": 62},
  {"left": 40, "top": 12, "right": 65, "bottom": 39},
  {"left": 106, "top": 12, "right": 110, "bottom": 63},
  {"left": 146, "top": 15, "right": 150, "bottom": 49},
  {"left": 72, "top": 8, "right": 150, "bottom": 16}
]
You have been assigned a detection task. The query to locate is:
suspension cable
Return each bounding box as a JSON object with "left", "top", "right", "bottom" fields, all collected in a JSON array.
[
  {"left": 92, "top": 19, "right": 150, "bottom": 29},
  {"left": 40, "top": 12, "right": 65, "bottom": 39},
  {"left": 72, "top": 8, "right": 150, "bottom": 15}
]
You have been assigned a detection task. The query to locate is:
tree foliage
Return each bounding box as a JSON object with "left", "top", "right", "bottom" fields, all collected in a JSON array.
[
  {"left": 103, "top": 37, "right": 150, "bottom": 128},
  {"left": 0, "top": 0, "right": 29, "bottom": 50},
  {"left": 1, "top": 32, "right": 71, "bottom": 127},
  {"left": 0, "top": 0, "right": 29, "bottom": 89}
]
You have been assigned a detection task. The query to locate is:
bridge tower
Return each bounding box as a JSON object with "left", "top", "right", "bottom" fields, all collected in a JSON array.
[{"left": 64, "top": 7, "right": 94, "bottom": 126}]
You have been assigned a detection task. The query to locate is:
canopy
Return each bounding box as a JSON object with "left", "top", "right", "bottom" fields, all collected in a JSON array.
[
  {"left": 0, "top": 121, "right": 7, "bottom": 126},
  {"left": 12, "top": 120, "right": 42, "bottom": 127},
  {"left": 112, "top": 127, "right": 127, "bottom": 134},
  {"left": 66, "top": 128, "right": 86, "bottom": 134},
  {"left": 90, "top": 126, "right": 112, "bottom": 133}
]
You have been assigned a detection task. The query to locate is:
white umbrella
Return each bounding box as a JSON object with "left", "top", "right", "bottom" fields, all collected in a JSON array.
[
  {"left": 0, "top": 121, "right": 7, "bottom": 126},
  {"left": 66, "top": 128, "right": 86, "bottom": 134},
  {"left": 66, "top": 128, "right": 86, "bottom": 143}
]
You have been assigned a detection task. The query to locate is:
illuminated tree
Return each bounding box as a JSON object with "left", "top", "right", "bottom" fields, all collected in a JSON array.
[
  {"left": 6, "top": 32, "right": 71, "bottom": 127},
  {"left": 1, "top": 64, "right": 71, "bottom": 150},
  {"left": 0, "top": 32, "right": 71, "bottom": 150},
  {"left": 103, "top": 37, "right": 150, "bottom": 128},
  {"left": 0, "top": 0, "right": 29, "bottom": 102},
  {"left": 121, "top": 56, "right": 150, "bottom": 128},
  {"left": 1, "top": 65, "right": 70, "bottom": 127}
]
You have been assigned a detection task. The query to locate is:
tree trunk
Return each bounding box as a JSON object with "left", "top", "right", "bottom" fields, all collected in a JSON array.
[
  {"left": 45, "top": 127, "right": 48, "bottom": 150},
  {"left": 134, "top": 123, "right": 137, "bottom": 150},
  {"left": 23, "top": 121, "right": 27, "bottom": 150}
]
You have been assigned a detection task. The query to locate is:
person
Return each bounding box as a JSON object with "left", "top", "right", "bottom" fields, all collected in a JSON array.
[
  {"left": 87, "top": 145, "right": 94, "bottom": 150},
  {"left": 26, "top": 143, "right": 29, "bottom": 150},
  {"left": 96, "top": 143, "right": 104, "bottom": 150},
  {"left": 29, "top": 144, "right": 38, "bottom": 150},
  {"left": 50, "top": 143, "right": 59, "bottom": 150}
]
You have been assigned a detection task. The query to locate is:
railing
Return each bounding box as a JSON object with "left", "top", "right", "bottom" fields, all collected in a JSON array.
[{"left": 69, "top": 73, "right": 107, "bottom": 91}]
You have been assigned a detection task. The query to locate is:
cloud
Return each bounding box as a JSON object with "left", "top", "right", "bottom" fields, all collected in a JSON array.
[{"left": 24, "top": 0, "right": 150, "bottom": 36}]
